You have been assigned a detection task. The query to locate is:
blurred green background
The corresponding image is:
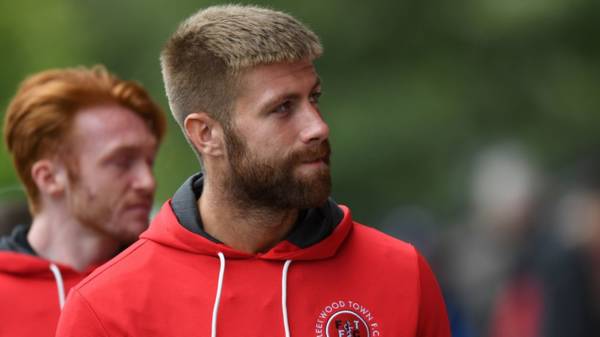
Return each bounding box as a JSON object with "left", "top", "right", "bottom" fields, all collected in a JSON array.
[{"left": 1, "top": 0, "right": 599, "bottom": 225}]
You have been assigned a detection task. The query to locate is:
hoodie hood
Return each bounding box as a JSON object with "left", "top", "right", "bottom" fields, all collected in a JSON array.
[
  {"left": 0, "top": 225, "right": 97, "bottom": 314},
  {"left": 0, "top": 225, "right": 95, "bottom": 277},
  {"left": 0, "top": 224, "right": 36, "bottom": 255},
  {"left": 0, "top": 224, "right": 51, "bottom": 275},
  {"left": 0, "top": 251, "right": 89, "bottom": 277},
  {"left": 141, "top": 173, "right": 353, "bottom": 260}
]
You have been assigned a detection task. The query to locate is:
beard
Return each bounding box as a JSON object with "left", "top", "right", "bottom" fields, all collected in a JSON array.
[{"left": 223, "top": 126, "right": 332, "bottom": 210}]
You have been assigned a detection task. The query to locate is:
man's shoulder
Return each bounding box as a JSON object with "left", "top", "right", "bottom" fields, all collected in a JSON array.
[
  {"left": 73, "top": 239, "right": 154, "bottom": 293},
  {"left": 352, "top": 222, "right": 416, "bottom": 250},
  {"left": 0, "top": 245, "right": 49, "bottom": 277},
  {"left": 334, "top": 221, "right": 428, "bottom": 299},
  {"left": 346, "top": 221, "right": 419, "bottom": 264}
]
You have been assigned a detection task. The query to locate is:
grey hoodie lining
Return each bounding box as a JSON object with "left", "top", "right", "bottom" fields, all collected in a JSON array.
[
  {"left": 0, "top": 224, "right": 37, "bottom": 255},
  {"left": 170, "top": 173, "right": 344, "bottom": 248}
]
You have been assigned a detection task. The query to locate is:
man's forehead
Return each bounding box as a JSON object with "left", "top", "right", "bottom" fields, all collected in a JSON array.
[
  {"left": 240, "top": 59, "right": 317, "bottom": 85},
  {"left": 69, "top": 104, "right": 156, "bottom": 151},
  {"left": 234, "top": 59, "right": 320, "bottom": 110}
]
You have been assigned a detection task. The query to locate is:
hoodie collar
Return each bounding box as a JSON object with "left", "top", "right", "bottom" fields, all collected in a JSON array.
[
  {"left": 0, "top": 224, "right": 37, "bottom": 256},
  {"left": 143, "top": 172, "right": 352, "bottom": 260},
  {"left": 170, "top": 172, "right": 344, "bottom": 248}
]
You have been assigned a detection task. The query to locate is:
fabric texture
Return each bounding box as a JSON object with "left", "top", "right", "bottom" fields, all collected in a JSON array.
[
  {"left": 56, "top": 173, "right": 450, "bottom": 337},
  {"left": 0, "top": 225, "right": 95, "bottom": 337}
]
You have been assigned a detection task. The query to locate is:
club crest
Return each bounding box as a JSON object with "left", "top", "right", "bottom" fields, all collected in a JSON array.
[{"left": 315, "top": 300, "right": 381, "bottom": 337}]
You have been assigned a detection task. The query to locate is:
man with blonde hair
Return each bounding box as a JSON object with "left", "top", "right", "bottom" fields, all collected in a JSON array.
[
  {"left": 0, "top": 66, "right": 165, "bottom": 337},
  {"left": 57, "top": 5, "right": 450, "bottom": 337}
]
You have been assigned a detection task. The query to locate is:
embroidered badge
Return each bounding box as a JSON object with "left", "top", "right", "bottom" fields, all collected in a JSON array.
[{"left": 315, "top": 300, "right": 381, "bottom": 337}]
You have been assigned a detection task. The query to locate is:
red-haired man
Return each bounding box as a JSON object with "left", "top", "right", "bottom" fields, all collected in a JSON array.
[{"left": 0, "top": 66, "right": 166, "bottom": 337}]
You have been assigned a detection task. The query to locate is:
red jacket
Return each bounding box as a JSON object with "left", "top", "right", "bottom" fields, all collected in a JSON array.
[
  {"left": 0, "top": 244, "right": 93, "bottom": 337},
  {"left": 56, "top": 175, "right": 450, "bottom": 337}
]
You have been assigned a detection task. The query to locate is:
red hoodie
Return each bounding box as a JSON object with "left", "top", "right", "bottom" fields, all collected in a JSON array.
[
  {"left": 56, "top": 174, "right": 450, "bottom": 337},
  {"left": 0, "top": 226, "right": 95, "bottom": 337}
]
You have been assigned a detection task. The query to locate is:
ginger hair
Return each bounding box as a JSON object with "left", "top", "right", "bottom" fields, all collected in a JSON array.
[{"left": 3, "top": 65, "right": 166, "bottom": 214}]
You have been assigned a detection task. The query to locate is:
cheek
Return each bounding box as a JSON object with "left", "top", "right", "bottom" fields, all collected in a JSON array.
[
  {"left": 88, "top": 166, "right": 133, "bottom": 192},
  {"left": 79, "top": 180, "right": 124, "bottom": 209},
  {"left": 242, "top": 124, "right": 289, "bottom": 149}
]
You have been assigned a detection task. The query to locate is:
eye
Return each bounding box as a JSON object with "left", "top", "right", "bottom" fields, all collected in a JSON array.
[
  {"left": 273, "top": 100, "right": 293, "bottom": 115},
  {"left": 116, "top": 159, "right": 132, "bottom": 170},
  {"left": 110, "top": 156, "right": 134, "bottom": 171},
  {"left": 309, "top": 91, "right": 322, "bottom": 105}
]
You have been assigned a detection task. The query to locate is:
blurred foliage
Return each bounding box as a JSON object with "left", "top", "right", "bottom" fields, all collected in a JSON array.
[{"left": 1, "top": 0, "right": 599, "bottom": 224}]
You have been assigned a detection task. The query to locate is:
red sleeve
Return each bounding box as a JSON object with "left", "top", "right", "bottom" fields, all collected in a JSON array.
[
  {"left": 55, "top": 289, "right": 108, "bottom": 337},
  {"left": 417, "top": 252, "right": 451, "bottom": 337}
]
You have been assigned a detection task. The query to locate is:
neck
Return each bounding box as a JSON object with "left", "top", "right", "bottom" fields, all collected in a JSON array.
[
  {"left": 199, "top": 178, "right": 298, "bottom": 254},
  {"left": 28, "top": 208, "right": 121, "bottom": 272}
]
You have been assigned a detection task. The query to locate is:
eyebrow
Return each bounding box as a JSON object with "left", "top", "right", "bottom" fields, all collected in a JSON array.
[
  {"left": 99, "top": 141, "right": 158, "bottom": 162},
  {"left": 261, "top": 77, "right": 322, "bottom": 111}
]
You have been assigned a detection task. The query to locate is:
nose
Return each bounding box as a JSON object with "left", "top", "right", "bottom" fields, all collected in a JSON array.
[
  {"left": 299, "top": 105, "right": 329, "bottom": 144},
  {"left": 133, "top": 162, "right": 156, "bottom": 195}
]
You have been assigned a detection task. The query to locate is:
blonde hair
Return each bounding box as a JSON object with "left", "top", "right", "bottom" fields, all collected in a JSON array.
[
  {"left": 160, "top": 4, "right": 323, "bottom": 127},
  {"left": 3, "top": 65, "right": 166, "bottom": 213}
]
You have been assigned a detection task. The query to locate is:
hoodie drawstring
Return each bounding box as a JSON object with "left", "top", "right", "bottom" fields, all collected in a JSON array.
[
  {"left": 49, "top": 263, "right": 65, "bottom": 309},
  {"left": 210, "top": 255, "right": 293, "bottom": 337},
  {"left": 281, "top": 259, "right": 292, "bottom": 337},
  {"left": 212, "top": 252, "right": 226, "bottom": 337}
]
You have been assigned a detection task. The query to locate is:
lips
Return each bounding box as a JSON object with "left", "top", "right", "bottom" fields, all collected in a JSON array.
[
  {"left": 300, "top": 143, "right": 331, "bottom": 165},
  {"left": 126, "top": 200, "right": 153, "bottom": 214},
  {"left": 303, "top": 155, "right": 329, "bottom": 165}
]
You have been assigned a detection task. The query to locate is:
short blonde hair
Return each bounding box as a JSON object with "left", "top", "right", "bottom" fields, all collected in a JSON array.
[
  {"left": 3, "top": 65, "right": 166, "bottom": 214},
  {"left": 160, "top": 4, "right": 323, "bottom": 127}
]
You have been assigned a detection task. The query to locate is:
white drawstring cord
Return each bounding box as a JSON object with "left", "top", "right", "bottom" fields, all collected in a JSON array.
[
  {"left": 49, "top": 263, "right": 65, "bottom": 309},
  {"left": 281, "top": 259, "right": 292, "bottom": 337},
  {"left": 210, "top": 254, "right": 292, "bottom": 337},
  {"left": 211, "top": 252, "right": 226, "bottom": 337}
]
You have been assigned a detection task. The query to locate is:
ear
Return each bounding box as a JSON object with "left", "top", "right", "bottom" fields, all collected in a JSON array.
[
  {"left": 30, "top": 159, "right": 68, "bottom": 197},
  {"left": 184, "top": 112, "right": 225, "bottom": 157}
]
